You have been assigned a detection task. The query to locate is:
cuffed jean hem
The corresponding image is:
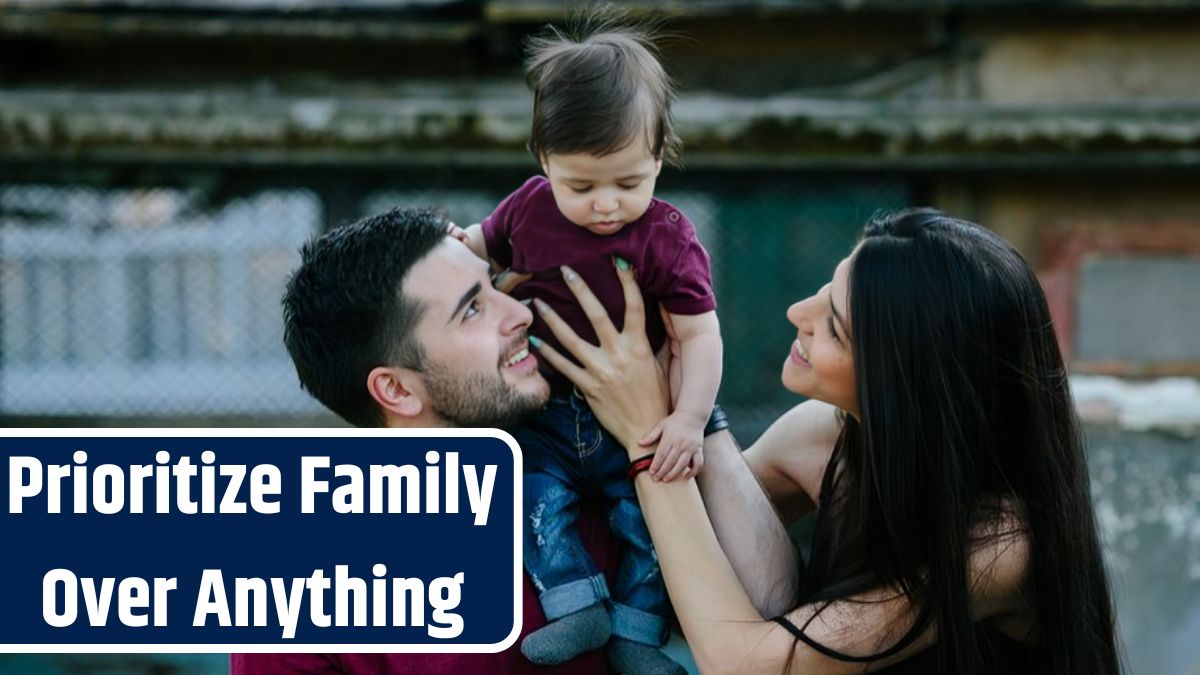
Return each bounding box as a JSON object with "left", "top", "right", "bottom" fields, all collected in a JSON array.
[
  {"left": 610, "top": 602, "right": 669, "bottom": 646},
  {"left": 539, "top": 574, "right": 610, "bottom": 621}
]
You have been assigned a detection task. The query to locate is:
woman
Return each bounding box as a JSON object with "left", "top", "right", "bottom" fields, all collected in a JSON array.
[{"left": 530, "top": 209, "right": 1120, "bottom": 674}]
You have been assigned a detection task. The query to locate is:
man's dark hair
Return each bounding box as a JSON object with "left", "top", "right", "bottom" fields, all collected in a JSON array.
[
  {"left": 281, "top": 207, "right": 447, "bottom": 427},
  {"left": 526, "top": 20, "right": 681, "bottom": 165}
]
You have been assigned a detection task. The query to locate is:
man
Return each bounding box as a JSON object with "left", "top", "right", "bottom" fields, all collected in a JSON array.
[
  {"left": 233, "top": 207, "right": 615, "bottom": 674},
  {"left": 239, "top": 207, "right": 798, "bottom": 674},
  {"left": 281, "top": 207, "right": 546, "bottom": 430}
]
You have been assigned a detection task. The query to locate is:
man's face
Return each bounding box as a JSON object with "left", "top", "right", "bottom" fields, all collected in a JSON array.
[{"left": 404, "top": 238, "right": 549, "bottom": 427}]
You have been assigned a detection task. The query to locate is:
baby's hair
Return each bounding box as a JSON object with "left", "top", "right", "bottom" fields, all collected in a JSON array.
[{"left": 525, "top": 13, "right": 682, "bottom": 166}]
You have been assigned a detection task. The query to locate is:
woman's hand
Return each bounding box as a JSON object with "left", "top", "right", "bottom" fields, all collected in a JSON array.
[{"left": 529, "top": 260, "right": 670, "bottom": 452}]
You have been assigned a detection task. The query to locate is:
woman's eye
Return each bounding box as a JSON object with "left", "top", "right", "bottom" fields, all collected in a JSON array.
[
  {"left": 618, "top": 182, "right": 640, "bottom": 190},
  {"left": 463, "top": 300, "right": 480, "bottom": 320},
  {"left": 569, "top": 186, "right": 591, "bottom": 194}
]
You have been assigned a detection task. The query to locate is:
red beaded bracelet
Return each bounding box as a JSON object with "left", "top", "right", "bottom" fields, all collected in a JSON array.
[{"left": 627, "top": 453, "right": 655, "bottom": 480}]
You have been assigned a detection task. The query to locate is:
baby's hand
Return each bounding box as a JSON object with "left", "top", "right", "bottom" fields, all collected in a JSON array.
[
  {"left": 642, "top": 411, "right": 704, "bottom": 482},
  {"left": 446, "top": 222, "right": 469, "bottom": 244}
]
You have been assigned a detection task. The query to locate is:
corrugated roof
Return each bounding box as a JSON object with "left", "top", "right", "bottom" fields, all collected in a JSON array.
[{"left": 4, "top": 84, "right": 1200, "bottom": 167}]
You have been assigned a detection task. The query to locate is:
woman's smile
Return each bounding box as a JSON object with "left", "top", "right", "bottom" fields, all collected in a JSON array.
[{"left": 790, "top": 339, "right": 811, "bottom": 367}]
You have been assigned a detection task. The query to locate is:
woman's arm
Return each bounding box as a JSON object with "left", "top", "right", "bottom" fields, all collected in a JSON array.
[
  {"left": 532, "top": 263, "right": 799, "bottom": 616},
  {"left": 531, "top": 263, "right": 1032, "bottom": 674}
]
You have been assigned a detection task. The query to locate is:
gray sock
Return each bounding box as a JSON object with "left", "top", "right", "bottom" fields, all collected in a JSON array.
[
  {"left": 607, "top": 638, "right": 686, "bottom": 675},
  {"left": 521, "top": 603, "right": 611, "bottom": 665}
]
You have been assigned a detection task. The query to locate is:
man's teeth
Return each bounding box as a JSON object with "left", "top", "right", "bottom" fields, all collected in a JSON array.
[{"left": 504, "top": 347, "right": 530, "bottom": 367}]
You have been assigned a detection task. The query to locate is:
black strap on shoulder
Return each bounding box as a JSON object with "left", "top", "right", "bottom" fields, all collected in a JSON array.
[{"left": 772, "top": 610, "right": 928, "bottom": 664}]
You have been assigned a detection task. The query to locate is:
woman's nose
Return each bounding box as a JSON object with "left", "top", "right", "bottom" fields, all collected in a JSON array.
[
  {"left": 787, "top": 302, "right": 802, "bottom": 327},
  {"left": 787, "top": 300, "right": 811, "bottom": 331}
]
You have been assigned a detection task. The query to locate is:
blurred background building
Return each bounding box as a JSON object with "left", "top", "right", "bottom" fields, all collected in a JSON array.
[{"left": 0, "top": 0, "right": 1198, "bottom": 673}]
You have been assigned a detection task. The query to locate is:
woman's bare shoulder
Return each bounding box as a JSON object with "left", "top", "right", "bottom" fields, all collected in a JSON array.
[
  {"left": 744, "top": 400, "right": 844, "bottom": 505},
  {"left": 970, "top": 502, "right": 1034, "bottom": 628}
]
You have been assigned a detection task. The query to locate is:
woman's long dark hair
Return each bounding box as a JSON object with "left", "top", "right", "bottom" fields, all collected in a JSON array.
[{"left": 795, "top": 209, "right": 1119, "bottom": 674}]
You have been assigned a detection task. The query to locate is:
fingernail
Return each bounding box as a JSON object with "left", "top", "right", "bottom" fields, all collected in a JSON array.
[
  {"left": 529, "top": 336, "right": 543, "bottom": 348},
  {"left": 533, "top": 298, "right": 549, "bottom": 313},
  {"left": 519, "top": 298, "right": 533, "bottom": 306},
  {"left": 614, "top": 256, "right": 631, "bottom": 271},
  {"left": 561, "top": 265, "right": 578, "bottom": 282}
]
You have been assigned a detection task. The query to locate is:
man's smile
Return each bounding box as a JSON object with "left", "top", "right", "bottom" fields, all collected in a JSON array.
[{"left": 501, "top": 341, "right": 538, "bottom": 374}]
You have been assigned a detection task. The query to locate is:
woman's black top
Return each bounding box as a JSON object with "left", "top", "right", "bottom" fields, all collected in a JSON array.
[
  {"left": 772, "top": 613, "right": 1036, "bottom": 674},
  {"left": 772, "top": 450, "right": 1038, "bottom": 673}
]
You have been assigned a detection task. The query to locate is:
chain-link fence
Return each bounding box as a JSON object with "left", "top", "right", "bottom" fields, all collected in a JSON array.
[
  {"left": 0, "top": 170, "right": 909, "bottom": 437},
  {"left": 1, "top": 185, "right": 318, "bottom": 417}
]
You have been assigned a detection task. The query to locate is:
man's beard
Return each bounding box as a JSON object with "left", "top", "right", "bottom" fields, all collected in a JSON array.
[{"left": 421, "top": 361, "right": 545, "bottom": 428}]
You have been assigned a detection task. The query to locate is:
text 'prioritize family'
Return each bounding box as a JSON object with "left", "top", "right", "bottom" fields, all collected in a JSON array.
[{"left": 0, "top": 433, "right": 520, "bottom": 650}]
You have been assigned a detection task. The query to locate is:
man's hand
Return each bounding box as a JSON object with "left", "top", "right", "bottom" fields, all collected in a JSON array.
[
  {"left": 641, "top": 411, "right": 704, "bottom": 481},
  {"left": 445, "top": 222, "right": 532, "bottom": 294},
  {"left": 492, "top": 269, "right": 533, "bottom": 295},
  {"left": 447, "top": 222, "right": 495, "bottom": 266}
]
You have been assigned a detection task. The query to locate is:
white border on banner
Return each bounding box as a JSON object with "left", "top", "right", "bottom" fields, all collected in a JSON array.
[{"left": 0, "top": 427, "right": 524, "bottom": 654}]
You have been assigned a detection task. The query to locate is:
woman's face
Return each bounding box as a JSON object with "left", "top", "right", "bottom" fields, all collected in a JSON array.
[{"left": 782, "top": 254, "right": 859, "bottom": 417}]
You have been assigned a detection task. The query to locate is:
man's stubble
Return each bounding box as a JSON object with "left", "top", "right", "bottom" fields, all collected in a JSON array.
[{"left": 420, "top": 361, "right": 546, "bottom": 428}]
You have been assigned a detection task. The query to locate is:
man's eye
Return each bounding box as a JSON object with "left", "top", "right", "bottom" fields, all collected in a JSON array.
[{"left": 463, "top": 300, "right": 480, "bottom": 320}]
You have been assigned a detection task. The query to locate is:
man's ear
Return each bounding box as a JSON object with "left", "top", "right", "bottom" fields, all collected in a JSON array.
[{"left": 366, "top": 366, "right": 425, "bottom": 419}]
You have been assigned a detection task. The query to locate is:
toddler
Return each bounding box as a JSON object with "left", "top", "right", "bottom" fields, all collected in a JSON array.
[{"left": 456, "top": 25, "right": 721, "bottom": 675}]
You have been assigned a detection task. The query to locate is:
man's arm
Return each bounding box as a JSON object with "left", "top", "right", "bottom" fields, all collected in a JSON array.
[
  {"left": 696, "top": 428, "right": 801, "bottom": 618},
  {"left": 699, "top": 399, "right": 842, "bottom": 617}
]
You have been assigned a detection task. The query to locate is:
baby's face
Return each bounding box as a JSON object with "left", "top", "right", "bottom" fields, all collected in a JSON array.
[{"left": 541, "top": 141, "right": 662, "bottom": 236}]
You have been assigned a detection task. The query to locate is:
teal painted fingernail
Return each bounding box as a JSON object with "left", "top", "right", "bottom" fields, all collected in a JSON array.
[
  {"left": 529, "top": 336, "right": 543, "bottom": 348},
  {"left": 561, "top": 265, "right": 578, "bottom": 282},
  {"left": 614, "top": 256, "right": 631, "bottom": 271}
]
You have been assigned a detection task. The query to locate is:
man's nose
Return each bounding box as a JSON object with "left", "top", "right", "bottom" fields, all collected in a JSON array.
[{"left": 500, "top": 294, "right": 534, "bottom": 334}]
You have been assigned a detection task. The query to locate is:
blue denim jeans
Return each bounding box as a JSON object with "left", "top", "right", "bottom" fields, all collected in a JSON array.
[{"left": 510, "top": 392, "right": 669, "bottom": 647}]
